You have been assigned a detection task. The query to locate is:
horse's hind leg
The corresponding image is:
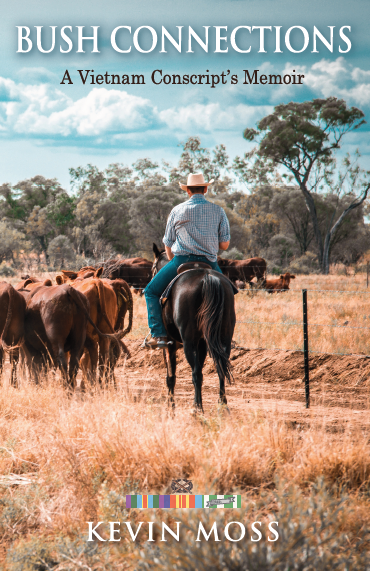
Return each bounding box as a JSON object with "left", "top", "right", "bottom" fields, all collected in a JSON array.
[
  {"left": 163, "top": 344, "right": 177, "bottom": 408},
  {"left": 219, "top": 340, "right": 232, "bottom": 407},
  {"left": 183, "top": 340, "right": 207, "bottom": 412},
  {"left": 219, "top": 372, "right": 227, "bottom": 405},
  {"left": 0, "top": 345, "right": 4, "bottom": 384}
]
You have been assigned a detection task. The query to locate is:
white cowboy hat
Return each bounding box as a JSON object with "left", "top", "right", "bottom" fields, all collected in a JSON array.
[{"left": 179, "top": 172, "right": 214, "bottom": 191}]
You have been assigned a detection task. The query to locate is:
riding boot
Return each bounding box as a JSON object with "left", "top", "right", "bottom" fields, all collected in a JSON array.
[{"left": 145, "top": 336, "right": 168, "bottom": 349}]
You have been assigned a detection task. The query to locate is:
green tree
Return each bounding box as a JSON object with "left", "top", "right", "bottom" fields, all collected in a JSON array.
[
  {"left": 270, "top": 188, "right": 315, "bottom": 255},
  {"left": 128, "top": 186, "right": 184, "bottom": 254},
  {"left": 166, "top": 137, "right": 233, "bottom": 194},
  {"left": 47, "top": 235, "right": 76, "bottom": 269},
  {"left": 0, "top": 220, "right": 29, "bottom": 264},
  {"left": 267, "top": 233, "right": 296, "bottom": 270},
  {"left": 0, "top": 176, "right": 76, "bottom": 263},
  {"left": 25, "top": 206, "right": 54, "bottom": 263},
  {"left": 69, "top": 164, "right": 106, "bottom": 196},
  {"left": 243, "top": 98, "right": 370, "bottom": 274},
  {"left": 132, "top": 158, "right": 167, "bottom": 186},
  {"left": 236, "top": 186, "right": 280, "bottom": 256}
]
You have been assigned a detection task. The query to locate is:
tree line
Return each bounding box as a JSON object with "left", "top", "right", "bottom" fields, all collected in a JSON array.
[{"left": 0, "top": 97, "right": 369, "bottom": 276}]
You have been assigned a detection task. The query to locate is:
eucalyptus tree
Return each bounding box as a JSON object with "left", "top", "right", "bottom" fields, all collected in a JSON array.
[{"left": 241, "top": 98, "right": 370, "bottom": 274}]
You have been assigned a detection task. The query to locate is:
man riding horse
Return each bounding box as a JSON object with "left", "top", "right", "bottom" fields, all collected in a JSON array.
[{"left": 144, "top": 173, "right": 230, "bottom": 349}]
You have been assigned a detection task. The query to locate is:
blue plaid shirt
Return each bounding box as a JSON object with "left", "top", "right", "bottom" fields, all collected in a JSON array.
[{"left": 163, "top": 195, "right": 230, "bottom": 262}]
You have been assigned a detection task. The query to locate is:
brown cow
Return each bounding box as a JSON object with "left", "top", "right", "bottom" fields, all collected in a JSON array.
[
  {"left": 22, "top": 284, "right": 90, "bottom": 388},
  {"left": 104, "top": 257, "right": 151, "bottom": 266},
  {"left": 218, "top": 257, "right": 267, "bottom": 285},
  {"left": 75, "top": 278, "right": 128, "bottom": 384},
  {"left": 59, "top": 260, "right": 151, "bottom": 293},
  {"left": 55, "top": 274, "right": 133, "bottom": 385},
  {"left": 58, "top": 267, "right": 103, "bottom": 283},
  {"left": 15, "top": 276, "right": 50, "bottom": 290},
  {"left": 22, "top": 282, "right": 126, "bottom": 388},
  {"left": 15, "top": 278, "right": 52, "bottom": 291},
  {"left": 104, "top": 278, "right": 133, "bottom": 381},
  {"left": 0, "top": 282, "right": 27, "bottom": 387},
  {"left": 263, "top": 273, "right": 296, "bottom": 293},
  {"left": 101, "top": 258, "right": 152, "bottom": 291}
]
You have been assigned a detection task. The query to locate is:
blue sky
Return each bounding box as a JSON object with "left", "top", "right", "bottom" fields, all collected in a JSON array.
[{"left": 0, "top": 0, "right": 370, "bottom": 189}]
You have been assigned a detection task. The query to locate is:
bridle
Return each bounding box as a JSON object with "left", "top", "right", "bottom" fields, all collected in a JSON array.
[{"left": 152, "top": 251, "right": 167, "bottom": 277}]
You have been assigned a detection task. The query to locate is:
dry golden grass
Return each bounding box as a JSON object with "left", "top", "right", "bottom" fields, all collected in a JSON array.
[
  {"left": 1, "top": 272, "right": 370, "bottom": 568},
  {"left": 1, "top": 380, "right": 370, "bottom": 566},
  {"left": 128, "top": 272, "right": 370, "bottom": 356}
]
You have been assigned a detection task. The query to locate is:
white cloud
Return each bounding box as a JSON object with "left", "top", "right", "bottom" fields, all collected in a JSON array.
[
  {"left": 0, "top": 58, "right": 369, "bottom": 149},
  {"left": 0, "top": 80, "right": 161, "bottom": 142},
  {"left": 13, "top": 88, "right": 159, "bottom": 137},
  {"left": 291, "top": 57, "right": 370, "bottom": 106},
  {"left": 0, "top": 76, "right": 273, "bottom": 146},
  {"left": 225, "top": 58, "right": 370, "bottom": 109},
  {"left": 0, "top": 77, "right": 20, "bottom": 102},
  {"left": 160, "top": 102, "right": 272, "bottom": 132}
]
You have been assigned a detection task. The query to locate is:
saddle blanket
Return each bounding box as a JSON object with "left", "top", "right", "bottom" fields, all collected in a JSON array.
[{"left": 126, "top": 494, "right": 242, "bottom": 508}]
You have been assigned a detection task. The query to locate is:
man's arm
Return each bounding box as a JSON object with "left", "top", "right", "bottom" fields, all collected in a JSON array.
[
  {"left": 165, "top": 245, "right": 174, "bottom": 260},
  {"left": 163, "top": 210, "right": 176, "bottom": 256},
  {"left": 219, "top": 240, "right": 230, "bottom": 251},
  {"left": 218, "top": 209, "right": 230, "bottom": 251}
]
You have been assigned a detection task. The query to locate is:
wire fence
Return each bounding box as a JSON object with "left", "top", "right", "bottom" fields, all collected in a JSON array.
[
  {"left": 127, "top": 281, "right": 370, "bottom": 409},
  {"left": 235, "top": 286, "right": 370, "bottom": 407}
]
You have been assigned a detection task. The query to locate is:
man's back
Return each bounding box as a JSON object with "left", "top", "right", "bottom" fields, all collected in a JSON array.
[{"left": 163, "top": 194, "right": 230, "bottom": 262}]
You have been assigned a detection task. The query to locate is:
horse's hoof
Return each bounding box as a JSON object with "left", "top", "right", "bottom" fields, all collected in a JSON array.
[
  {"left": 167, "top": 407, "right": 175, "bottom": 418},
  {"left": 218, "top": 402, "right": 231, "bottom": 415},
  {"left": 192, "top": 407, "right": 204, "bottom": 418}
]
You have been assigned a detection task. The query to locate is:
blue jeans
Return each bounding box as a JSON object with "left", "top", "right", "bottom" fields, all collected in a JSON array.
[{"left": 144, "top": 254, "right": 222, "bottom": 338}]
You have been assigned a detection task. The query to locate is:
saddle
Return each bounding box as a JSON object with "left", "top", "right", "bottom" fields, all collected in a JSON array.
[
  {"left": 160, "top": 263, "right": 238, "bottom": 306},
  {"left": 177, "top": 261, "right": 212, "bottom": 274}
]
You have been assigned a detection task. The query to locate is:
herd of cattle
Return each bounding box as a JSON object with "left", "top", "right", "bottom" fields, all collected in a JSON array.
[
  {"left": 0, "top": 247, "right": 296, "bottom": 390},
  {"left": 97, "top": 248, "right": 296, "bottom": 294}
]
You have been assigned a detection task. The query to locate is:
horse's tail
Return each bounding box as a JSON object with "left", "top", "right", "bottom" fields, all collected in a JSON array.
[{"left": 197, "top": 273, "right": 233, "bottom": 384}]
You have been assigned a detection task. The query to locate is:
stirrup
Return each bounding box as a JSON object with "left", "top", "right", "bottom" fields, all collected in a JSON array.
[{"left": 142, "top": 333, "right": 173, "bottom": 349}]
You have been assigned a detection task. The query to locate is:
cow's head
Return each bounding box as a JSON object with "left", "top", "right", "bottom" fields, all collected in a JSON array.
[
  {"left": 61, "top": 270, "right": 78, "bottom": 280},
  {"left": 280, "top": 273, "right": 296, "bottom": 288}
]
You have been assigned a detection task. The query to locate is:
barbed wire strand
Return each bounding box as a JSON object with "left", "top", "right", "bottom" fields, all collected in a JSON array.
[
  {"left": 126, "top": 285, "right": 370, "bottom": 294},
  {"left": 239, "top": 288, "right": 370, "bottom": 294},
  {"left": 235, "top": 320, "right": 370, "bottom": 330},
  {"left": 231, "top": 344, "right": 370, "bottom": 360},
  {"left": 131, "top": 315, "right": 370, "bottom": 331}
]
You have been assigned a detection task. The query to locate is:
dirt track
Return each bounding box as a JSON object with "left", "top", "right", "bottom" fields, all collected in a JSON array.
[{"left": 118, "top": 340, "right": 370, "bottom": 432}]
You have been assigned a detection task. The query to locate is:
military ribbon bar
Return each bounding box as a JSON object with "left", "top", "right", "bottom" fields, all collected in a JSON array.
[{"left": 126, "top": 495, "right": 241, "bottom": 508}]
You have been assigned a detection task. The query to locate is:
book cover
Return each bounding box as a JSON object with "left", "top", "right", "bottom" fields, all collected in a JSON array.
[{"left": 0, "top": 1, "right": 369, "bottom": 569}]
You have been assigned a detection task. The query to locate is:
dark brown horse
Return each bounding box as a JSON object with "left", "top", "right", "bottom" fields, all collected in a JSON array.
[{"left": 152, "top": 245, "right": 236, "bottom": 412}]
